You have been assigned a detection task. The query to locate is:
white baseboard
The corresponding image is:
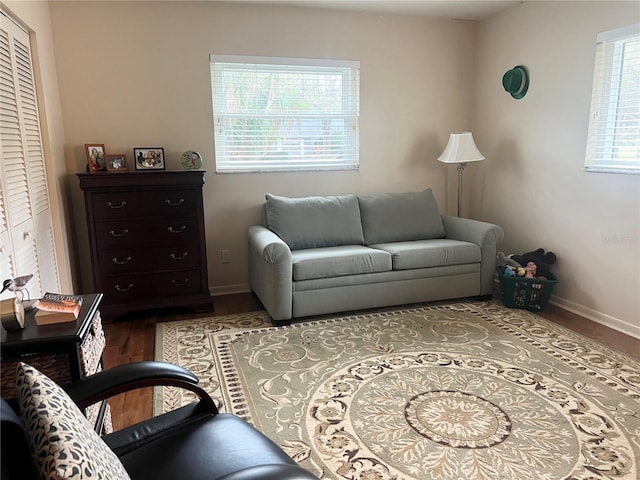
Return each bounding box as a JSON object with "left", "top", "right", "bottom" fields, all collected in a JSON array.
[{"left": 549, "top": 296, "right": 640, "bottom": 340}]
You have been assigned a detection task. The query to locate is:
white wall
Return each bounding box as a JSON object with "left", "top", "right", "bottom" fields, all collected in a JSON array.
[
  {"left": 2, "top": 0, "right": 74, "bottom": 294},
  {"left": 47, "top": 1, "right": 477, "bottom": 294},
  {"left": 472, "top": 1, "right": 640, "bottom": 336}
]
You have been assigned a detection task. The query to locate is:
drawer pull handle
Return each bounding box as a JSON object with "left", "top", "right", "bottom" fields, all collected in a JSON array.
[
  {"left": 170, "top": 252, "right": 188, "bottom": 260},
  {"left": 107, "top": 201, "right": 127, "bottom": 209},
  {"left": 172, "top": 278, "right": 189, "bottom": 287},
  {"left": 109, "top": 229, "right": 129, "bottom": 237},
  {"left": 167, "top": 226, "right": 187, "bottom": 234},
  {"left": 112, "top": 256, "right": 132, "bottom": 265},
  {"left": 166, "top": 198, "right": 185, "bottom": 206},
  {"left": 114, "top": 283, "right": 133, "bottom": 292}
]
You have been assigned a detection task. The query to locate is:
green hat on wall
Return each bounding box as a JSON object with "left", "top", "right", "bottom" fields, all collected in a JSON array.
[{"left": 502, "top": 65, "right": 529, "bottom": 99}]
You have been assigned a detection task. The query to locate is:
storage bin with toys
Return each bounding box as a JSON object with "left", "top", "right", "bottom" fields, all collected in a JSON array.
[{"left": 496, "top": 248, "right": 558, "bottom": 311}]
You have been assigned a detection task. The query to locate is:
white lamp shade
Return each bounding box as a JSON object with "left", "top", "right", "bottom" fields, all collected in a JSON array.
[{"left": 437, "top": 132, "right": 485, "bottom": 164}]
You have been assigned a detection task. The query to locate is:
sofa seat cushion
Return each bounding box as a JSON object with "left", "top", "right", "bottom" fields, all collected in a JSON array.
[
  {"left": 291, "top": 246, "right": 391, "bottom": 281},
  {"left": 372, "top": 239, "right": 481, "bottom": 270},
  {"left": 357, "top": 189, "right": 446, "bottom": 245},
  {"left": 293, "top": 263, "right": 479, "bottom": 292},
  {"left": 265, "top": 193, "right": 365, "bottom": 250}
]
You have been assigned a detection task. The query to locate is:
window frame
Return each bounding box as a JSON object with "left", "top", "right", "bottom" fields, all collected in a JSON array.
[
  {"left": 584, "top": 23, "right": 640, "bottom": 175},
  {"left": 210, "top": 54, "right": 360, "bottom": 173}
]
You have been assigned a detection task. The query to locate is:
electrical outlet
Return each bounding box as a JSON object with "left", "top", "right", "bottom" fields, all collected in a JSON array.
[{"left": 221, "top": 249, "right": 231, "bottom": 264}]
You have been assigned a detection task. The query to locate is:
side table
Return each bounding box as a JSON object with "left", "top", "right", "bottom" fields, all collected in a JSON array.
[{"left": 0, "top": 293, "right": 112, "bottom": 433}]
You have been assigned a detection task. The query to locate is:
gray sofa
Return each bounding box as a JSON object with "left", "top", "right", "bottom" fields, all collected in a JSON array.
[{"left": 248, "top": 189, "right": 504, "bottom": 324}]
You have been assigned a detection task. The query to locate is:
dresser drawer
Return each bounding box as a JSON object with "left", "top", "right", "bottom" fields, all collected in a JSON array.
[
  {"left": 95, "top": 218, "right": 200, "bottom": 247},
  {"left": 97, "top": 244, "right": 201, "bottom": 274},
  {"left": 100, "top": 270, "right": 204, "bottom": 303},
  {"left": 92, "top": 190, "right": 198, "bottom": 220}
]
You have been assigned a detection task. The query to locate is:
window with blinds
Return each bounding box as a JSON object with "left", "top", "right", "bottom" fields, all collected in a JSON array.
[
  {"left": 585, "top": 23, "right": 640, "bottom": 174},
  {"left": 211, "top": 55, "right": 360, "bottom": 172}
]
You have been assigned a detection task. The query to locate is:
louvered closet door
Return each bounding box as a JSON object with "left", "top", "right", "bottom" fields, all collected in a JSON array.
[{"left": 0, "top": 13, "right": 59, "bottom": 301}]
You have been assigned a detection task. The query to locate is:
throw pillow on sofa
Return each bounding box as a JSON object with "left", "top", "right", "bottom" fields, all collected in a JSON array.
[
  {"left": 265, "top": 193, "right": 365, "bottom": 250},
  {"left": 357, "top": 189, "right": 446, "bottom": 245}
]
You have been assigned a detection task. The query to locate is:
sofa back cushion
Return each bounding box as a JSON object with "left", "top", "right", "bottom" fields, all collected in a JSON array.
[
  {"left": 265, "top": 193, "right": 365, "bottom": 250},
  {"left": 357, "top": 189, "right": 446, "bottom": 245}
]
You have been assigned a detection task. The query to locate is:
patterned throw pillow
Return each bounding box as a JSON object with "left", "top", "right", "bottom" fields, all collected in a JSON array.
[{"left": 16, "top": 362, "right": 131, "bottom": 480}]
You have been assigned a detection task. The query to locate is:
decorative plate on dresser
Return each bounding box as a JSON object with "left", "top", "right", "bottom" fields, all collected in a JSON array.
[{"left": 77, "top": 171, "right": 213, "bottom": 321}]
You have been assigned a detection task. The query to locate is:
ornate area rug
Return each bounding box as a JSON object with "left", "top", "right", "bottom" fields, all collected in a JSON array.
[{"left": 155, "top": 302, "right": 640, "bottom": 480}]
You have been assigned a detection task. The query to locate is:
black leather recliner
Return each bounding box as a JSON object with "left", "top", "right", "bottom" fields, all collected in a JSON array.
[{"left": 1, "top": 361, "right": 318, "bottom": 480}]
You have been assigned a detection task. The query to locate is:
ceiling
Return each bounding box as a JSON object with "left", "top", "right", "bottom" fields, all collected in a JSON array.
[
  {"left": 224, "top": 0, "right": 522, "bottom": 21},
  {"left": 61, "top": 1, "right": 522, "bottom": 21}
]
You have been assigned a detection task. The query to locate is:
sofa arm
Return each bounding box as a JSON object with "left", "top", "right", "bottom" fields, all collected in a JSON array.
[
  {"left": 442, "top": 215, "right": 504, "bottom": 295},
  {"left": 248, "top": 225, "right": 293, "bottom": 321}
]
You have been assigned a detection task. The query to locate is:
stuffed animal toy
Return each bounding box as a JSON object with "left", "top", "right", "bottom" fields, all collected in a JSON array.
[
  {"left": 503, "top": 267, "right": 515, "bottom": 277},
  {"left": 525, "top": 262, "right": 537, "bottom": 278},
  {"left": 496, "top": 252, "right": 521, "bottom": 269},
  {"left": 510, "top": 248, "right": 556, "bottom": 278}
]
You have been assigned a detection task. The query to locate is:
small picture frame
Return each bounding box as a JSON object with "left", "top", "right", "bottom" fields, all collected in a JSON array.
[
  {"left": 85, "top": 144, "right": 106, "bottom": 172},
  {"left": 133, "top": 147, "right": 165, "bottom": 170},
  {"left": 106, "top": 154, "right": 129, "bottom": 172}
]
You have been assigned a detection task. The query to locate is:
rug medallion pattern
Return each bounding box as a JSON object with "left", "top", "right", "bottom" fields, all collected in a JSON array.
[{"left": 155, "top": 302, "right": 640, "bottom": 480}]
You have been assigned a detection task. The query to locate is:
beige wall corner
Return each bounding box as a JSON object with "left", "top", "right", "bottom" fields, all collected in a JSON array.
[{"left": 473, "top": 1, "right": 640, "bottom": 335}]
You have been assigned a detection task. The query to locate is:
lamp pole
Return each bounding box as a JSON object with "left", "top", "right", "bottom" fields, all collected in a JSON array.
[{"left": 457, "top": 163, "right": 465, "bottom": 218}]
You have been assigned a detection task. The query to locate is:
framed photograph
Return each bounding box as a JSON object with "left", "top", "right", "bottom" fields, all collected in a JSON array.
[
  {"left": 85, "top": 144, "right": 106, "bottom": 172},
  {"left": 133, "top": 147, "right": 165, "bottom": 170},
  {"left": 106, "top": 154, "right": 129, "bottom": 172}
]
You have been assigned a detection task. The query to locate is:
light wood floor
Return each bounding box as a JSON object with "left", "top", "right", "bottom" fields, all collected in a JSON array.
[{"left": 102, "top": 293, "right": 639, "bottom": 430}]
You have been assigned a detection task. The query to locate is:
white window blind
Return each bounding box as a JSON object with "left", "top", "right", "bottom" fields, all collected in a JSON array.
[
  {"left": 211, "top": 55, "right": 360, "bottom": 172},
  {"left": 585, "top": 23, "right": 640, "bottom": 174}
]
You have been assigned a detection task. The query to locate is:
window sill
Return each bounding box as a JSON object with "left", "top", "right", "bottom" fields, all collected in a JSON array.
[
  {"left": 584, "top": 166, "right": 640, "bottom": 175},
  {"left": 216, "top": 165, "right": 359, "bottom": 174}
]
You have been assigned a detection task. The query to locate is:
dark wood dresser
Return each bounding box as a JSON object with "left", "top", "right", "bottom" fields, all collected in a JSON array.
[{"left": 77, "top": 171, "right": 213, "bottom": 321}]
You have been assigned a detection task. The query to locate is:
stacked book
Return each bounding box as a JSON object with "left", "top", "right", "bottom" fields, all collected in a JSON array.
[{"left": 35, "top": 293, "right": 83, "bottom": 325}]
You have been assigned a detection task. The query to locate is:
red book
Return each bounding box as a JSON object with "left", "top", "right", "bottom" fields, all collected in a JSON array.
[{"left": 34, "top": 293, "right": 83, "bottom": 325}]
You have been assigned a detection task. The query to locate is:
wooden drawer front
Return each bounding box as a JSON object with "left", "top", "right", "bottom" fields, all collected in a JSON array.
[
  {"left": 92, "top": 190, "right": 198, "bottom": 220},
  {"left": 97, "top": 244, "right": 201, "bottom": 274},
  {"left": 95, "top": 218, "right": 199, "bottom": 248},
  {"left": 100, "top": 270, "right": 204, "bottom": 303}
]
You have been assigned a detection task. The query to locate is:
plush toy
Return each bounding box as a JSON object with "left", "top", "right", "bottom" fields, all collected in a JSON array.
[
  {"left": 497, "top": 252, "right": 522, "bottom": 269},
  {"left": 525, "top": 262, "right": 537, "bottom": 278},
  {"left": 510, "top": 248, "right": 556, "bottom": 278}
]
